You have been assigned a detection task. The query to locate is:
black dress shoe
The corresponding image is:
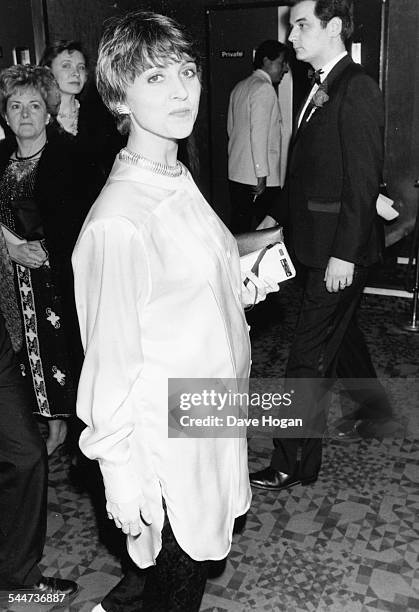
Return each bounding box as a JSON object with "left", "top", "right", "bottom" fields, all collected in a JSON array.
[
  {"left": 33, "top": 576, "right": 78, "bottom": 596},
  {"left": 249, "top": 466, "right": 317, "bottom": 491}
]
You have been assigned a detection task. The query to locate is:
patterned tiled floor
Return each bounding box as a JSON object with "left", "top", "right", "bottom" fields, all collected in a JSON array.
[{"left": 1, "top": 279, "right": 418, "bottom": 611}]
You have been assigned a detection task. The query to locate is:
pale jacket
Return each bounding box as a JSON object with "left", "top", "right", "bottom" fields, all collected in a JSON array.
[
  {"left": 72, "top": 155, "right": 252, "bottom": 568},
  {"left": 227, "top": 68, "right": 282, "bottom": 187}
]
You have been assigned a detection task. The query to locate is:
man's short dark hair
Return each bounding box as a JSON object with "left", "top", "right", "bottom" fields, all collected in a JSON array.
[
  {"left": 291, "top": 0, "right": 354, "bottom": 42},
  {"left": 253, "top": 40, "right": 288, "bottom": 70}
]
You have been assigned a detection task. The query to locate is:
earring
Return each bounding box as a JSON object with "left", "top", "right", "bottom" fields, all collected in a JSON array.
[{"left": 115, "top": 103, "right": 131, "bottom": 115}]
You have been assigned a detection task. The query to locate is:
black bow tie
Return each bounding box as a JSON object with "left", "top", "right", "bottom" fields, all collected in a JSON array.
[{"left": 308, "top": 68, "right": 324, "bottom": 86}]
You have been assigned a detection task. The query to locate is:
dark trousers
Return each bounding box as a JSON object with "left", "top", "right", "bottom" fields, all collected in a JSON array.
[
  {"left": 102, "top": 520, "right": 208, "bottom": 612},
  {"left": 270, "top": 266, "right": 392, "bottom": 478},
  {"left": 0, "top": 339, "right": 47, "bottom": 588},
  {"left": 228, "top": 181, "right": 283, "bottom": 234}
]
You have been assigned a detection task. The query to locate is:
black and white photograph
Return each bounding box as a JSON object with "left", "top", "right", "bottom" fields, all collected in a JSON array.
[{"left": 0, "top": 1, "right": 418, "bottom": 610}]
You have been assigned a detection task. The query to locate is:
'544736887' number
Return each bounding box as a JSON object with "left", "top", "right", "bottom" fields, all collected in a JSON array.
[{"left": 8, "top": 592, "right": 66, "bottom": 603}]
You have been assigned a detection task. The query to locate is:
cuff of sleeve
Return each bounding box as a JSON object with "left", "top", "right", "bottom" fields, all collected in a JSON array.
[
  {"left": 99, "top": 459, "right": 140, "bottom": 504},
  {"left": 255, "top": 167, "right": 268, "bottom": 178},
  {"left": 330, "top": 246, "right": 358, "bottom": 265}
]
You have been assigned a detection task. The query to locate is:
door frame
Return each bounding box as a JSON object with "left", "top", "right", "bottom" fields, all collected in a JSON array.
[{"left": 30, "top": 0, "right": 48, "bottom": 62}]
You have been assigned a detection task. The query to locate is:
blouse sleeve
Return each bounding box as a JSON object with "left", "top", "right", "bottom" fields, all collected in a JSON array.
[{"left": 72, "top": 216, "right": 151, "bottom": 503}]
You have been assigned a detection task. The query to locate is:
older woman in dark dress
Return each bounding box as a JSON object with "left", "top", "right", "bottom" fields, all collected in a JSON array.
[{"left": 0, "top": 65, "right": 91, "bottom": 454}]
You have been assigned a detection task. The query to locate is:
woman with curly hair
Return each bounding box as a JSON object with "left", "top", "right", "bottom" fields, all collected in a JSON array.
[{"left": 0, "top": 64, "right": 91, "bottom": 454}]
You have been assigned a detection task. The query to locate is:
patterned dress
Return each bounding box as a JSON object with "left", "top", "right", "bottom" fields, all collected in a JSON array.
[{"left": 0, "top": 156, "right": 76, "bottom": 417}]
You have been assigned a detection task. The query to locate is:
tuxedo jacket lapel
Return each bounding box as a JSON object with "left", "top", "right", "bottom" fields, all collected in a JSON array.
[
  {"left": 321, "top": 54, "right": 353, "bottom": 96},
  {"left": 293, "top": 97, "right": 308, "bottom": 138},
  {"left": 295, "top": 98, "right": 318, "bottom": 137},
  {"left": 292, "top": 55, "right": 354, "bottom": 142}
]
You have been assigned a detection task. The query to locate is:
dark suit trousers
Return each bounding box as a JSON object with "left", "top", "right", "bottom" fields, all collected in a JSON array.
[
  {"left": 0, "top": 331, "right": 47, "bottom": 588},
  {"left": 270, "top": 266, "right": 392, "bottom": 478},
  {"left": 228, "top": 181, "right": 283, "bottom": 234}
]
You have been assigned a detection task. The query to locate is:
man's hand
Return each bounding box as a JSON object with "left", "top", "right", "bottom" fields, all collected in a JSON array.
[
  {"left": 106, "top": 493, "right": 152, "bottom": 537},
  {"left": 252, "top": 176, "right": 266, "bottom": 200},
  {"left": 7, "top": 240, "right": 47, "bottom": 268},
  {"left": 324, "top": 257, "right": 354, "bottom": 293}
]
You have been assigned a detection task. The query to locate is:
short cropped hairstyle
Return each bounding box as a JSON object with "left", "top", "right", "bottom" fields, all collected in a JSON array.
[
  {"left": 96, "top": 10, "right": 200, "bottom": 135},
  {"left": 291, "top": 0, "right": 354, "bottom": 42},
  {"left": 253, "top": 40, "right": 289, "bottom": 70},
  {"left": 40, "top": 40, "right": 89, "bottom": 70},
  {"left": 0, "top": 64, "right": 61, "bottom": 118}
]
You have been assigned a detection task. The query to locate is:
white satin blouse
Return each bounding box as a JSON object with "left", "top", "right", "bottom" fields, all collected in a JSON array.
[{"left": 72, "top": 155, "right": 252, "bottom": 568}]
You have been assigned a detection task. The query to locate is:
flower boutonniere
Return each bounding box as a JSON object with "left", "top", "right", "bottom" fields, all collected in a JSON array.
[{"left": 312, "top": 87, "right": 329, "bottom": 108}]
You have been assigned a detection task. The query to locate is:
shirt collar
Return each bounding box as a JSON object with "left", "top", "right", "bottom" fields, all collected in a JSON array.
[
  {"left": 319, "top": 51, "right": 348, "bottom": 82},
  {"left": 254, "top": 68, "right": 272, "bottom": 84}
]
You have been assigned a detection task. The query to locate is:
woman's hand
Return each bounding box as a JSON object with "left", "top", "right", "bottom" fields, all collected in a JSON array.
[
  {"left": 106, "top": 493, "right": 153, "bottom": 537},
  {"left": 7, "top": 240, "right": 47, "bottom": 268},
  {"left": 242, "top": 270, "right": 279, "bottom": 309}
]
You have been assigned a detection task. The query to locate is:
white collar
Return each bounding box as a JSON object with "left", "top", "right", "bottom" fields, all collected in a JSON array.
[
  {"left": 318, "top": 51, "right": 348, "bottom": 82},
  {"left": 253, "top": 68, "right": 272, "bottom": 84}
]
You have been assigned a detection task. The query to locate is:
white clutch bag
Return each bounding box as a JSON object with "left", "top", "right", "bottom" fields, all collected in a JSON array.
[{"left": 240, "top": 242, "right": 296, "bottom": 285}]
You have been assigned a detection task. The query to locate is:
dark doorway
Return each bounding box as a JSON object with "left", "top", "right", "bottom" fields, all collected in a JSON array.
[{"left": 206, "top": 3, "right": 292, "bottom": 225}]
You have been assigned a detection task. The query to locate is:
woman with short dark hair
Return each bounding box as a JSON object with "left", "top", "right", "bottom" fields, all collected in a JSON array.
[{"left": 74, "top": 10, "right": 277, "bottom": 612}]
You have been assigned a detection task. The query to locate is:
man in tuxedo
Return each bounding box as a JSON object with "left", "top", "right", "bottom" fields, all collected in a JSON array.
[
  {"left": 227, "top": 40, "right": 289, "bottom": 233},
  {"left": 250, "top": 0, "right": 397, "bottom": 492},
  {"left": 0, "top": 232, "right": 77, "bottom": 596}
]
